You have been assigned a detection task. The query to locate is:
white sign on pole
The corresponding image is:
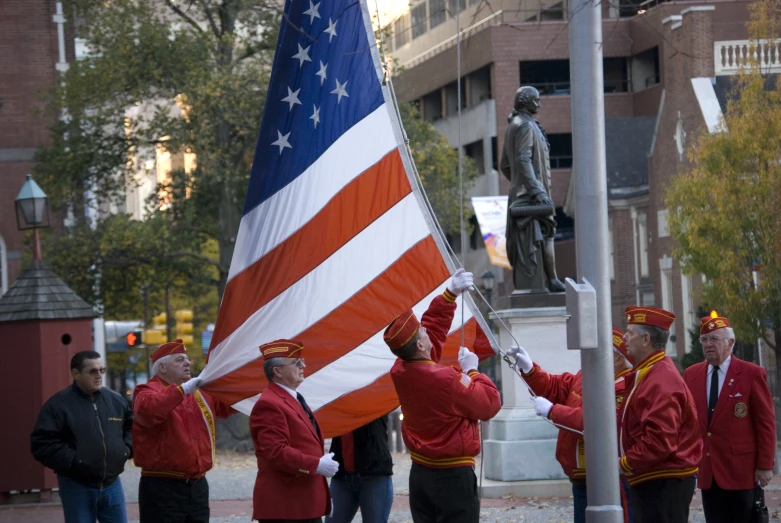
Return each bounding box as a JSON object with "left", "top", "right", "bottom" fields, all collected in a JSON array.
[{"left": 471, "top": 196, "right": 511, "bottom": 270}]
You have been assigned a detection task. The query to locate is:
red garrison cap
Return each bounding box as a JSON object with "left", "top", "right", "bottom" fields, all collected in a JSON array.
[
  {"left": 259, "top": 339, "right": 303, "bottom": 360},
  {"left": 612, "top": 327, "right": 634, "bottom": 365},
  {"left": 151, "top": 339, "right": 186, "bottom": 363},
  {"left": 700, "top": 316, "right": 730, "bottom": 335},
  {"left": 383, "top": 309, "right": 420, "bottom": 352},
  {"left": 625, "top": 306, "right": 676, "bottom": 332}
]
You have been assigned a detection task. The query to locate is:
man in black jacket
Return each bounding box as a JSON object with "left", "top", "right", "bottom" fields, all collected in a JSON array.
[
  {"left": 31, "top": 350, "right": 133, "bottom": 523},
  {"left": 326, "top": 416, "right": 394, "bottom": 523}
]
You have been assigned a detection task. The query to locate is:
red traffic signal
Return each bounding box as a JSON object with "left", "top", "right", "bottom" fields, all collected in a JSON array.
[{"left": 126, "top": 332, "right": 139, "bottom": 347}]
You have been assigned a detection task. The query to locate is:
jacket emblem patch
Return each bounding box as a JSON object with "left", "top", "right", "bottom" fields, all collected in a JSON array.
[{"left": 734, "top": 402, "right": 748, "bottom": 418}]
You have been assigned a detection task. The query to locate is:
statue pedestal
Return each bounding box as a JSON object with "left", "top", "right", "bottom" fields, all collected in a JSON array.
[{"left": 481, "top": 303, "right": 580, "bottom": 497}]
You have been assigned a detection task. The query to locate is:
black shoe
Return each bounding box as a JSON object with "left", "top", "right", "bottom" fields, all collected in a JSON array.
[{"left": 548, "top": 279, "right": 566, "bottom": 293}]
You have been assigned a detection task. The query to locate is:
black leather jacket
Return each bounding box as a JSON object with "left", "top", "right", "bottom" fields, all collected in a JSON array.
[
  {"left": 31, "top": 383, "right": 133, "bottom": 488},
  {"left": 330, "top": 416, "right": 393, "bottom": 477}
]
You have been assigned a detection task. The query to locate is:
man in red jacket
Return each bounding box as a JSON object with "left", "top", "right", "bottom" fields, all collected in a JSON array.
[
  {"left": 132, "top": 339, "right": 233, "bottom": 523},
  {"left": 251, "top": 339, "right": 336, "bottom": 522},
  {"left": 683, "top": 315, "right": 776, "bottom": 523},
  {"left": 619, "top": 307, "right": 702, "bottom": 523},
  {"left": 386, "top": 269, "right": 501, "bottom": 523},
  {"left": 507, "top": 327, "right": 635, "bottom": 523}
]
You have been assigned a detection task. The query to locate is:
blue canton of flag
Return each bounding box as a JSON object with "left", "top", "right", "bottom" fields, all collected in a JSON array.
[{"left": 244, "top": 0, "right": 384, "bottom": 215}]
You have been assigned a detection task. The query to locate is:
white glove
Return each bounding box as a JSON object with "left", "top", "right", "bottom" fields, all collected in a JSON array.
[
  {"left": 181, "top": 377, "right": 201, "bottom": 395},
  {"left": 447, "top": 268, "right": 474, "bottom": 296},
  {"left": 507, "top": 345, "right": 533, "bottom": 374},
  {"left": 316, "top": 452, "right": 339, "bottom": 478},
  {"left": 534, "top": 396, "right": 553, "bottom": 418},
  {"left": 458, "top": 346, "right": 478, "bottom": 373}
]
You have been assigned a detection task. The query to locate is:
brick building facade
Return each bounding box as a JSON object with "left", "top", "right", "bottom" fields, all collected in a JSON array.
[
  {"left": 0, "top": 0, "right": 74, "bottom": 293},
  {"left": 389, "top": 0, "right": 754, "bottom": 361}
]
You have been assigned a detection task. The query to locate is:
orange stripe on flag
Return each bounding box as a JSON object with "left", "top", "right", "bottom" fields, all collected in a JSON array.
[
  {"left": 209, "top": 150, "right": 411, "bottom": 352},
  {"left": 202, "top": 236, "right": 449, "bottom": 406}
]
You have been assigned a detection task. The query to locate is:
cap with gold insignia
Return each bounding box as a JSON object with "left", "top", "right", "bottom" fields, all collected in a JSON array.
[
  {"left": 383, "top": 309, "right": 420, "bottom": 352},
  {"left": 151, "top": 339, "right": 186, "bottom": 363},
  {"left": 259, "top": 339, "right": 304, "bottom": 360},
  {"left": 625, "top": 306, "right": 675, "bottom": 331},
  {"left": 700, "top": 316, "right": 730, "bottom": 334},
  {"left": 612, "top": 327, "right": 634, "bottom": 365}
]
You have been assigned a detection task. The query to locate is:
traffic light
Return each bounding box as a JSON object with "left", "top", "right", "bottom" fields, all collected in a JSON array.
[
  {"left": 125, "top": 330, "right": 143, "bottom": 348},
  {"left": 175, "top": 309, "right": 194, "bottom": 346},
  {"left": 142, "top": 312, "right": 168, "bottom": 346}
]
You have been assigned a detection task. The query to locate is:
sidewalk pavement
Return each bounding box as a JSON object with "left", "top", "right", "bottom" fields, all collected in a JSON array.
[{"left": 2, "top": 451, "right": 780, "bottom": 523}]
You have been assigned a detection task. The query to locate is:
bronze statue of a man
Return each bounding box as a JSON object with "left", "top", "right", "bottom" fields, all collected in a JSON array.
[{"left": 500, "top": 86, "right": 565, "bottom": 293}]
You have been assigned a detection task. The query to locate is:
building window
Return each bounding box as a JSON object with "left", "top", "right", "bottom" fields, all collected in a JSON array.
[
  {"left": 681, "top": 274, "right": 694, "bottom": 353},
  {"left": 430, "top": 0, "right": 446, "bottom": 28},
  {"left": 411, "top": 3, "right": 427, "bottom": 39},
  {"left": 464, "top": 140, "right": 485, "bottom": 175},
  {"left": 422, "top": 90, "right": 442, "bottom": 122},
  {"left": 449, "top": 0, "right": 466, "bottom": 17},
  {"left": 603, "top": 57, "right": 629, "bottom": 93},
  {"left": 630, "top": 47, "right": 660, "bottom": 91},
  {"left": 520, "top": 60, "right": 570, "bottom": 96},
  {"left": 468, "top": 66, "right": 492, "bottom": 105},
  {"left": 637, "top": 212, "right": 649, "bottom": 277},
  {"left": 0, "top": 234, "right": 7, "bottom": 295},
  {"left": 660, "top": 256, "right": 676, "bottom": 357},
  {"left": 444, "top": 80, "right": 466, "bottom": 117},
  {"left": 394, "top": 15, "right": 409, "bottom": 49},
  {"left": 609, "top": 216, "right": 615, "bottom": 281},
  {"left": 555, "top": 207, "right": 574, "bottom": 241},
  {"left": 547, "top": 133, "right": 573, "bottom": 169},
  {"left": 657, "top": 209, "right": 669, "bottom": 238}
]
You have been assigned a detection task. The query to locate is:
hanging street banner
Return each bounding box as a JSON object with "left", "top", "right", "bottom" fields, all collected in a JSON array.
[{"left": 471, "top": 196, "right": 511, "bottom": 270}]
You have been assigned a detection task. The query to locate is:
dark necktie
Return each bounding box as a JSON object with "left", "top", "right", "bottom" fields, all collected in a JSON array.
[
  {"left": 297, "top": 392, "right": 321, "bottom": 436},
  {"left": 708, "top": 365, "right": 720, "bottom": 424}
]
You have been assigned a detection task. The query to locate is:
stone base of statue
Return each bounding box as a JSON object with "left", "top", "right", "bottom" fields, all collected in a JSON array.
[{"left": 480, "top": 298, "right": 580, "bottom": 498}]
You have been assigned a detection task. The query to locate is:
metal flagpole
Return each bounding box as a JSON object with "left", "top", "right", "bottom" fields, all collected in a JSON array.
[{"left": 567, "top": 0, "right": 624, "bottom": 520}]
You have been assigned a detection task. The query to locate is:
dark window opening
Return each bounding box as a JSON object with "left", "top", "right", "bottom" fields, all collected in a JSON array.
[
  {"left": 555, "top": 207, "right": 575, "bottom": 240},
  {"left": 430, "top": 0, "right": 446, "bottom": 28},
  {"left": 519, "top": 60, "right": 570, "bottom": 95},
  {"left": 468, "top": 66, "right": 492, "bottom": 105},
  {"left": 449, "top": 0, "right": 466, "bottom": 17},
  {"left": 411, "top": 3, "right": 427, "bottom": 39},
  {"left": 469, "top": 215, "right": 480, "bottom": 250},
  {"left": 444, "top": 80, "right": 467, "bottom": 117},
  {"left": 491, "top": 137, "right": 498, "bottom": 171},
  {"left": 394, "top": 16, "right": 409, "bottom": 49},
  {"left": 603, "top": 57, "right": 629, "bottom": 93},
  {"left": 547, "top": 133, "right": 573, "bottom": 169},
  {"left": 524, "top": 2, "right": 565, "bottom": 22},
  {"left": 464, "top": 140, "right": 485, "bottom": 174},
  {"left": 631, "top": 47, "right": 660, "bottom": 91},
  {"left": 422, "top": 90, "right": 442, "bottom": 122}
]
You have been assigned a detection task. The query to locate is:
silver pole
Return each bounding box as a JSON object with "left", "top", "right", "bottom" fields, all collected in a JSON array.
[{"left": 568, "top": 0, "right": 623, "bottom": 521}]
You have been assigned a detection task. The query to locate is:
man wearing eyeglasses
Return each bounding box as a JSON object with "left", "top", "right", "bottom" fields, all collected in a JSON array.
[
  {"left": 31, "top": 350, "right": 133, "bottom": 523},
  {"left": 250, "top": 339, "right": 335, "bottom": 522},
  {"left": 683, "top": 315, "right": 776, "bottom": 523},
  {"left": 618, "top": 307, "right": 702, "bottom": 523},
  {"left": 132, "top": 339, "right": 234, "bottom": 523}
]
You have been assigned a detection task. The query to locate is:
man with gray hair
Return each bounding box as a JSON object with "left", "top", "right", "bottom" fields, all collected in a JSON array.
[
  {"left": 132, "top": 339, "right": 233, "bottom": 523},
  {"left": 251, "top": 339, "right": 335, "bottom": 522},
  {"left": 683, "top": 315, "right": 776, "bottom": 523}
]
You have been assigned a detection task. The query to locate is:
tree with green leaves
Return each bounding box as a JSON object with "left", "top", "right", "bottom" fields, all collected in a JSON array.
[
  {"left": 666, "top": 1, "right": 781, "bottom": 386},
  {"left": 35, "top": 1, "right": 476, "bottom": 324}
]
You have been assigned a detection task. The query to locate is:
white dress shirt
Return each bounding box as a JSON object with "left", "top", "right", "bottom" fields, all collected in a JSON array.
[
  {"left": 706, "top": 354, "right": 732, "bottom": 405},
  {"left": 276, "top": 382, "right": 298, "bottom": 399}
]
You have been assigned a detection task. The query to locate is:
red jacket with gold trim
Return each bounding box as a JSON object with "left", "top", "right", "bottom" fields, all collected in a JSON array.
[
  {"left": 391, "top": 293, "right": 501, "bottom": 469},
  {"left": 250, "top": 381, "right": 331, "bottom": 520},
  {"left": 683, "top": 357, "right": 776, "bottom": 490},
  {"left": 619, "top": 351, "right": 702, "bottom": 486},
  {"left": 524, "top": 365, "right": 632, "bottom": 479},
  {"left": 132, "top": 376, "right": 232, "bottom": 479}
]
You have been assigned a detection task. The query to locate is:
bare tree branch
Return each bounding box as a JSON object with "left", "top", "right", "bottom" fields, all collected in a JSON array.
[
  {"left": 164, "top": 0, "right": 206, "bottom": 33},
  {"left": 197, "top": 0, "right": 222, "bottom": 37}
]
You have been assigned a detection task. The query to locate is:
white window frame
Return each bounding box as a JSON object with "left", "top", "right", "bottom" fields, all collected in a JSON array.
[
  {"left": 0, "top": 234, "right": 7, "bottom": 295},
  {"left": 680, "top": 274, "right": 694, "bottom": 353},
  {"left": 660, "top": 256, "right": 676, "bottom": 357},
  {"left": 638, "top": 212, "right": 649, "bottom": 277}
]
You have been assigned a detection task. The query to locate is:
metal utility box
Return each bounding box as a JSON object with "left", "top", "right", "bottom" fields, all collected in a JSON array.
[{"left": 565, "top": 277, "right": 598, "bottom": 350}]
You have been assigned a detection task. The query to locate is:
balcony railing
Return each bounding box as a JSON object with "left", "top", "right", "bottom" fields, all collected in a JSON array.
[{"left": 715, "top": 39, "right": 781, "bottom": 75}]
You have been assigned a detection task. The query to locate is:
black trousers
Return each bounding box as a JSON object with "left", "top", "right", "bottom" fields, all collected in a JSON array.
[
  {"left": 409, "top": 463, "right": 479, "bottom": 523},
  {"left": 138, "top": 476, "right": 209, "bottom": 523},
  {"left": 630, "top": 476, "right": 695, "bottom": 523},
  {"left": 701, "top": 478, "right": 755, "bottom": 523}
]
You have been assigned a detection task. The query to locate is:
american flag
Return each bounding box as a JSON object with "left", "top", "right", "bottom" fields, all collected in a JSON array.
[{"left": 199, "top": 0, "right": 496, "bottom": 437}]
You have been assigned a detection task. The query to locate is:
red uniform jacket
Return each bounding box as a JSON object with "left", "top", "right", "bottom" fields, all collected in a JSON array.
[
  {"left": 391, "top": 293, "right": 502, "bottom": 469},
  {"left": 525, "top": 366, "right": 632, "bottom": 479},
  {"left": 132, "top": 377, "right": 232, "bottom": 479},
  {"left": 683, "top": 356, "right": 776, "bottom": 490},
  {"left": 250, "top": 382, "right": 330, "bottom": 520},
  {"left": 619, "top": 351, "right": 702, "bottom": 486}
]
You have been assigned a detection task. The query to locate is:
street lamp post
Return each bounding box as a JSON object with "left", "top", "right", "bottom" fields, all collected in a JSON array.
[
  {"left": 482, "top": 270, "right": 495, "bottom": 308},
  {"left": 14, "top": 174, "right": 50, "bottom": 261}
]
